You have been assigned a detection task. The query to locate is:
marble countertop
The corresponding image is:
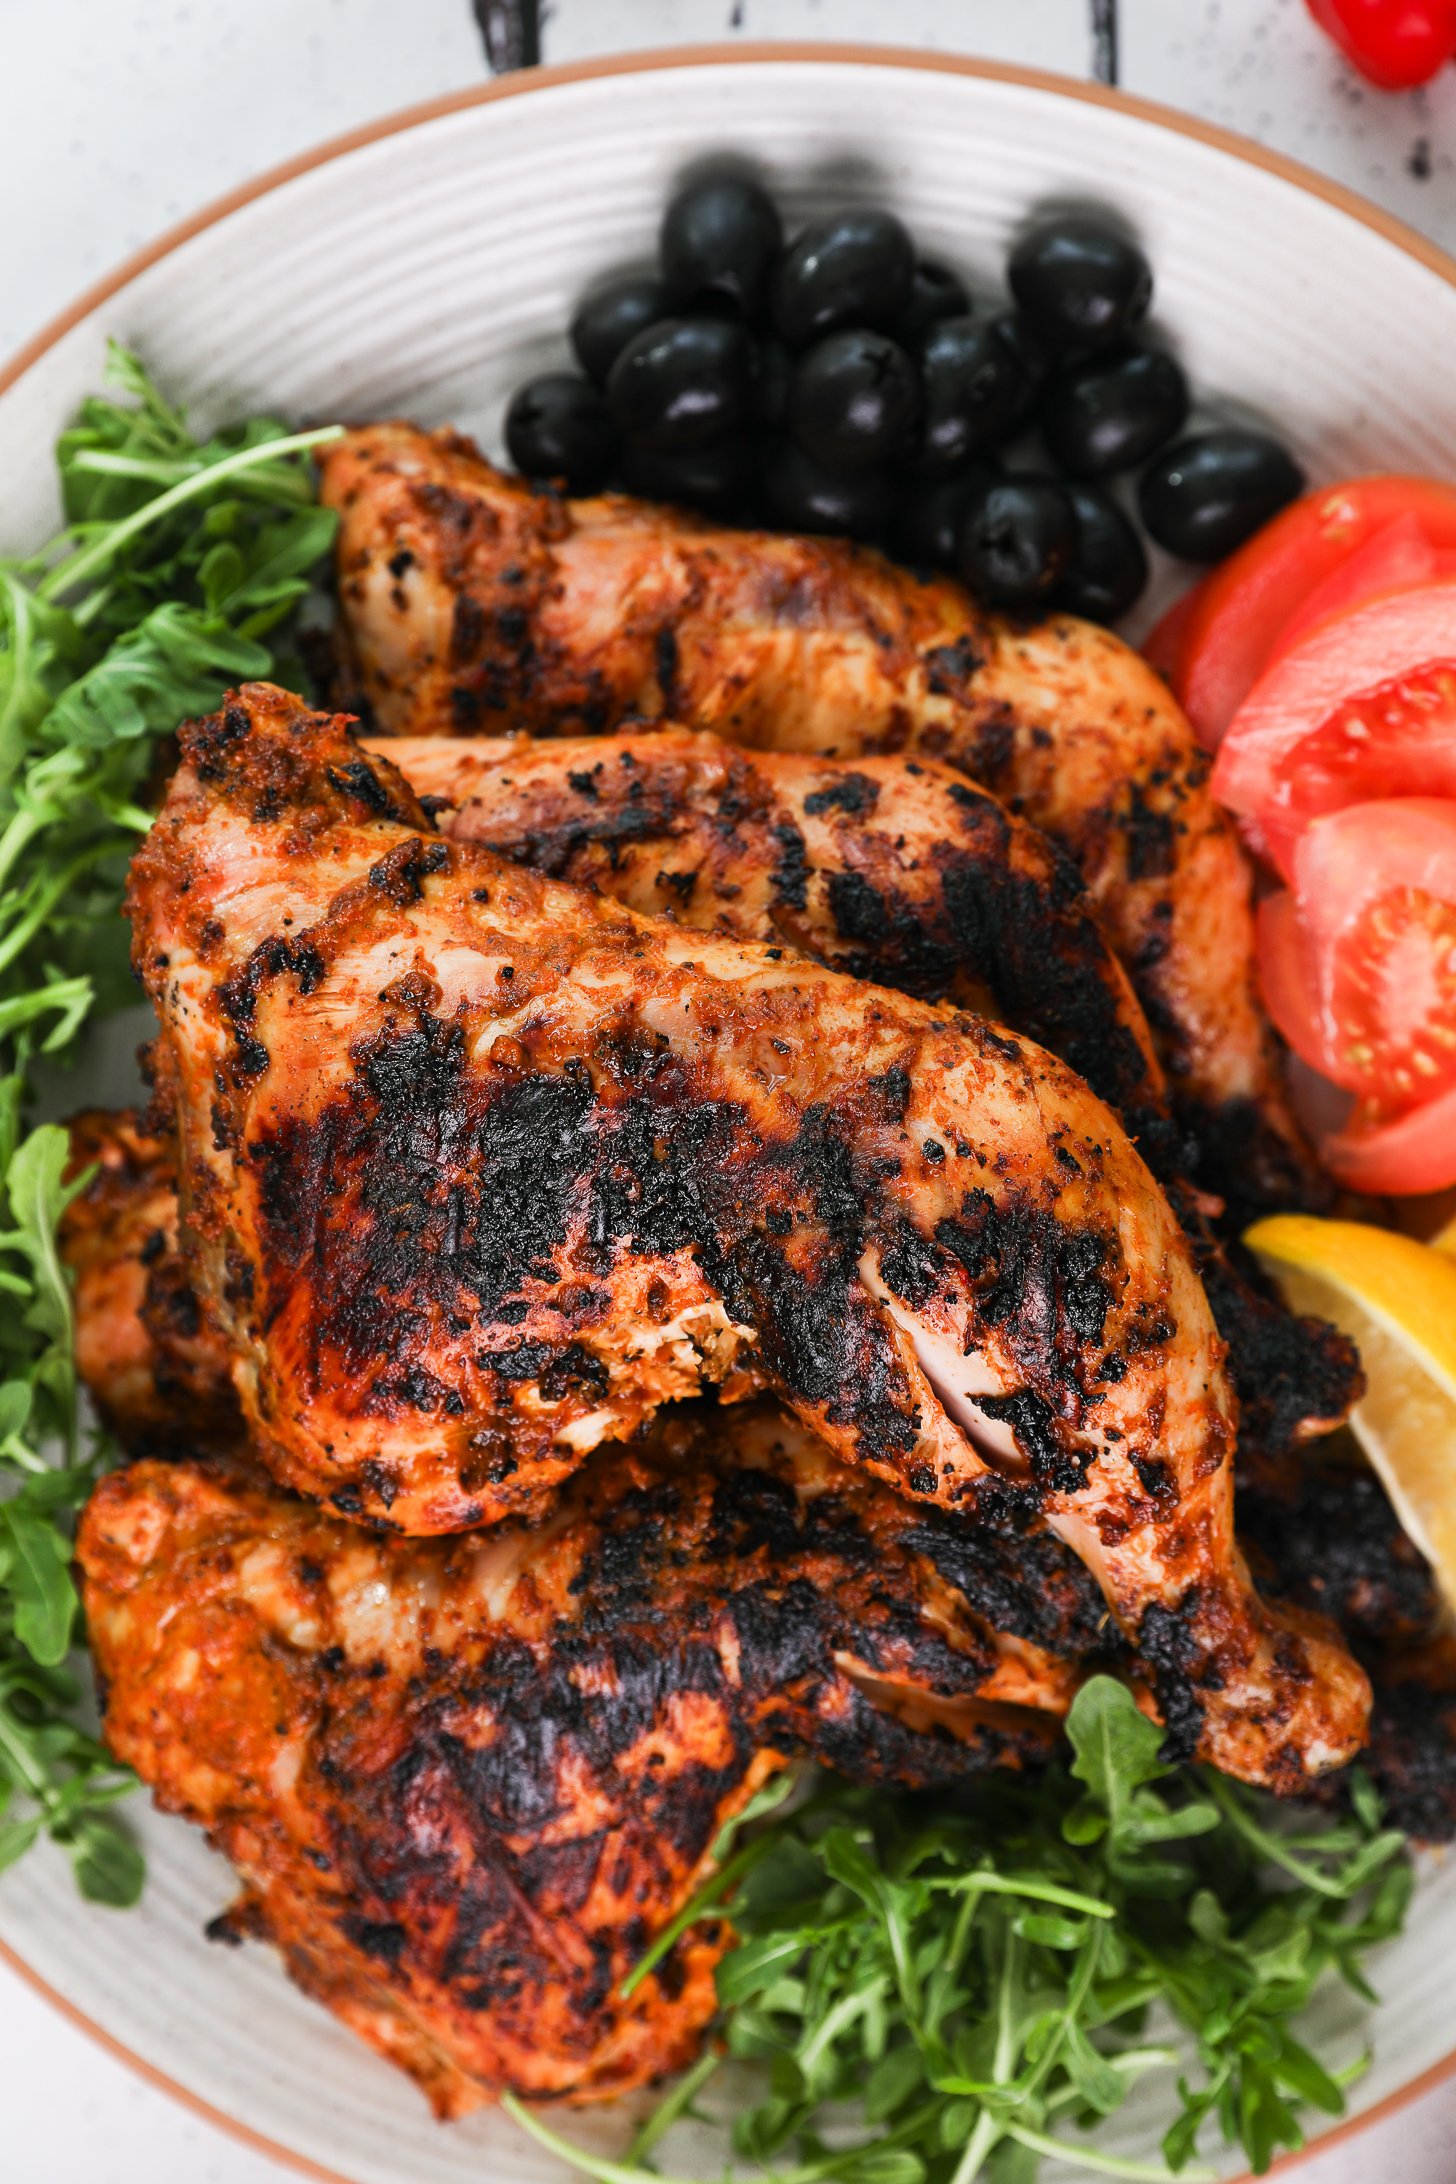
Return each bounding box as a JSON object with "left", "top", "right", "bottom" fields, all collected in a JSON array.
[{"left": 3, "top": 4, "right": 1455, "bottom": 2179}]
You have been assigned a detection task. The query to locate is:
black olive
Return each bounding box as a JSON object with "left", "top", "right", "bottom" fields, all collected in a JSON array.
[
  {"left": 958, "top": 474, "right": 1076, "bottom": 609},
  {"left": 619, "top": 435, "right": 754, "bottom": 522},
  {"left": 1008, "top": 216, "right": 1153, "bottom": 352},
  {"left": 990, "top": 311, "right": 1057, "bottom": 426},
  {"left": 898, "top": 261, "right": 970, "bottom": 343},
  {"left": 1041, "top": 348, "right": 1190, "bottom": 478},
  {"left": 916, "top": 317, "right": 1028, "bottom": 474},
  {"left": 607, "top": 317, "right": 754, "bottom": 454},
  {"left": 790, "top": 329, "right": 918, "bottom": 474},
  {"left": 1056, "top": 485, "right": 1149, "bottom": 622},
  {"left": 892, "top": 464, "right": 998, "bottom": 572},
  {"left": 753, "top": 337, "right": 794, "bottom": 429},
  {"left": 504, "top": 373, "right": 619, "bottom": 493},
  {"left": 660, "top": 173, "right": 783, "bottom": 318},
  {"left": 1139, "top": 429, "right": 1305, "bottom": 561},
  {"left": 570, "top": 275, "right": 672, "bottom": 387},
  {"left": 773, "top": 208, "right": 916, "bottom": 349},
  {"left": 760, "top": 438, "right": 894, "bottom": 539}
]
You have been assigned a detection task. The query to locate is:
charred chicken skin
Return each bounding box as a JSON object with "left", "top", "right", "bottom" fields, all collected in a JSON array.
[
  {"left": 77, "top": 1402, "right": 1108, "bottom": 2114},
  {"left": 382, "top": 727, "right": 1360, "bottom": 1466},
  {"left": 69, "top": 1121, "right": 1452, "bottom": 1838},
  {"left": 125, "top": 682, "right": 1367, "bottom": 1787},
  {"left": 320, "top": 423, "right": 1319, "bottom": 1216}
]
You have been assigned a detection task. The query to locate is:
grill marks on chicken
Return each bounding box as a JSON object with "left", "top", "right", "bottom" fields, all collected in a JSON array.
[
  {"left": 380, "top": 726, "right": 1174, "bottom": 1164},
  {"left": 125, "top": 683, "right": 1368, "bottom": 1787},
  {"left": 382, "top": 726, "right": 1361, "bottom": 1466},
  {"left": 77, "top": 1405, "right": 1104, "bottom": 2112},
  {"left": 319, "top": 423, "right": 1320, "bottom": 1217}
]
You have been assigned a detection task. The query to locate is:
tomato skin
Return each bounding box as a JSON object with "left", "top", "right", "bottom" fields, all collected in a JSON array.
[
  {"left": 1211, "top": 581, "right": 1456, "bottom": 875},
  {"left": 1173, "top": 477, "right": 1456, "bottom": 749},
  {"left": 1323, "top": 1080, "right": 1456, "bottom": 1193},
  {"left": 1306, "top": 0, "right": 1456, "bottom": 89},
  {"left": 1256, "top": 889, "right": 1340, "bottom": 1078}
]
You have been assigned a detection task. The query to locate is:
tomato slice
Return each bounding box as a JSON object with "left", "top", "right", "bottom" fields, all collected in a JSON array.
[
  {"left": 1269, "top": 516, "right": 1456, "bottom": 658},
  {"left": 1292, "top": 798, "right": 1456, "bottom": 1113},
  {"left": 1172, "top": 477, "right": 1456, "bottom": 748},
  {"left": 1255, "top": 888, "right": 1340, "bottom": 1079},
  {"left": 1323, "top": 1080, "right": 1456, "bottom": 1195},
  {"left": 1211, "top": 581, "right": 1456, "bottom": 876}
]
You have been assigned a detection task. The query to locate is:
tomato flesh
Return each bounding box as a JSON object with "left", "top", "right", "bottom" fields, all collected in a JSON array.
[
  {"left": 1323, "top": 1079, "right": 1456, "bottom": 1195},
  {"left": 1292, "top": 798, "right": 1456, "bottom": 1107},
  {"left": 1171, "top": 477, "right": 1456, "bottom": 748},
  {"left": 1212, "top": 581, "right": 1456, "bottom": 874}
]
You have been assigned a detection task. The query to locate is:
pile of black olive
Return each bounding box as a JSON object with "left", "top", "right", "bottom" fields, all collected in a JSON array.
[{"left": 504, "top": 173, "right": 1304, "bottom": 622}]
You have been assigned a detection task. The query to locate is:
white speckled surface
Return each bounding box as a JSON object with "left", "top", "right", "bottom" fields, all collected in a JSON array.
[{"left": 3, "top": 6, "right": 1456, "bottom": 2180}]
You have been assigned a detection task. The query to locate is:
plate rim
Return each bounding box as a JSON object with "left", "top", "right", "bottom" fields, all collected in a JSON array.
[{"left": 3, "top": 37, "right": 1454, "bottom": 2183}]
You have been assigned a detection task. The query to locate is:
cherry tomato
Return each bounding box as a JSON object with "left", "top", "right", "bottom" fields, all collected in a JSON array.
[
  {"left": 1306, "top": 0, "right": 1456, "bottom": 90},
  {"left": 1211, "top": 581, "right": 1456, "bottom": 876},
  {"left": 1322, "top": 1078, "right": 1456, "bottom": 1194},
  {"left": 1171, "top": 477, "right": 1456, "bottom": 749}
]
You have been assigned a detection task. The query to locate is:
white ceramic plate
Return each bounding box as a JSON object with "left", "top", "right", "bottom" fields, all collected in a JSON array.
[{"left": 3, "top": 45, "right": 1456, "bottom": 2184}]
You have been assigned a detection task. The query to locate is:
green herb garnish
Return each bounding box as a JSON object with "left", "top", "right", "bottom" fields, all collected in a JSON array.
[
  {"left": 509, "top": 1679, "right": 1410, "bottom": 2183},
  {"left": 0, "top": 344, "right": 340, "bottom": 1903}
]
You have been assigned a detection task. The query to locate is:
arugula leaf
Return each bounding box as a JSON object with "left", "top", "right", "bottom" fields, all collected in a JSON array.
[
  {"left": 531, "top": 1679, "right": 1408, "bottom": 2184},
  {"left": 0, "top": 342, "right": 340, "bottom": 1898}
]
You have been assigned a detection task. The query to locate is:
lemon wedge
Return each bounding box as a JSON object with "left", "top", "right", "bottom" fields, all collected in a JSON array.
[{"left": 1245, "top": 1214, "right": 1456, "bottom": 1613}]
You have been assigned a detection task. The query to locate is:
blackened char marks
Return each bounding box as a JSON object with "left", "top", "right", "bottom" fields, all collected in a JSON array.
[
  {"left": 1203, "top": 1241, "right": 1362, "bottom": 1465},
  {"left": 219, "top": 933, "right": 326, "bottom": 1082},
  {"left": 934, "top": 1189, "right": 1115, "bottom": 1356},
  {"left": 1121, "top": 782, "right": 1177, "bottom": 884},
  {"left": 936, "top": 835, "right": 1156, "bottom": 1133},
  {"left": 1240, "top": 1459, "right": 1435, "bottom": 1648},
  {"left": 901, "top": 1491, "right": 1113, "bottom": 1660},
  {"left": 975, "top": 1390, "right": 1087, "bottom": 1495},
  {"left": 802, "top": 772, "right": 880, "bottom": 817},
  {"left": 825, "top": 870, "right": 961, "bottom": 1000},
  {"left": 771, "top": 820, "right": 810, "bottom": 911},
  {"left": 1137, "top": 1597, "right": 1206, "bottom": 1763}
]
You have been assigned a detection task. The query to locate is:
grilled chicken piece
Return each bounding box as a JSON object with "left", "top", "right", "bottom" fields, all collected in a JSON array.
[
  {"left": 383, "top": 727, "right": 1361, "bottom": 1463},
  {"left": 320, "top": 423, "right": 1319, "bottom": 1217},
  {"left": 70, "top": 1130, "right": 1449, "bottom": 1838},
  {"left": 126, "top": 683, "right": 1367, "bottom": 1787},
  {"left": 62, "top": 1110, "right": 238, "bottom": 1448},
  {"left": 380, "top": 726, "right": 1174, "bottom": 1163},
  {"left": 78, "top": 1403, "right": 1106, "bottom": 2113}
]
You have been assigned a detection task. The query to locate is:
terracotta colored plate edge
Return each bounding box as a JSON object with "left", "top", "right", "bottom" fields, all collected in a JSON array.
[{"left": 3, "top": 37, "right": 1455, "bottom": 2184}]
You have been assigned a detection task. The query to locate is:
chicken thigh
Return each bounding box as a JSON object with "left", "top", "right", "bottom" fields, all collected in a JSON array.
[
  {"left": 320, "top": 424, "right": 1319, "bottom": 1216},
  {"left": 124, "top": 683, "right": 1367, "bottom": 1786},
  {"left": 78, "top": 1401, "right": 1102, "bottom": 2113}
]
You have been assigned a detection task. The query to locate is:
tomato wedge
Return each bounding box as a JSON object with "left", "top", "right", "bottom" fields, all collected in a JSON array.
[
  {"left": 1256, "top": 889, "right": 1338, "bottom": 1080},
  {"left": 1324, "top": 1080, "right": 1456, "bottom": 1195},
  {"left": 1211, "top": 581, "right": 1456, "bottom": 877},
  {"left": 1290, "top": 799, "right": 1456, "bottom": 1117},
  {"left": 1170, "top": 476, "right": 1456, "bottom": 748}
]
